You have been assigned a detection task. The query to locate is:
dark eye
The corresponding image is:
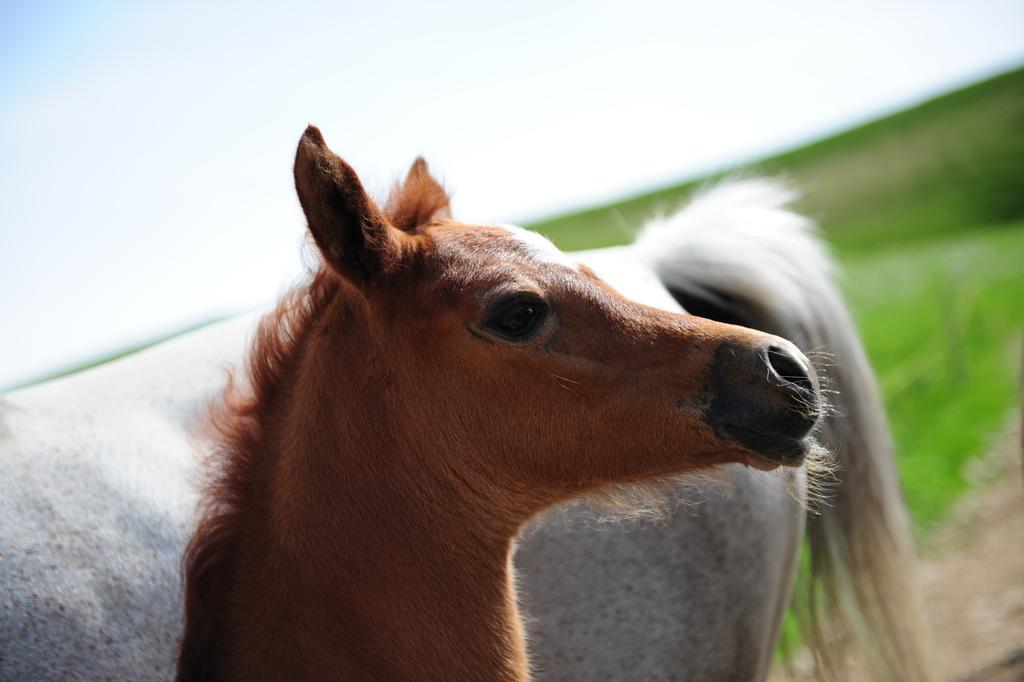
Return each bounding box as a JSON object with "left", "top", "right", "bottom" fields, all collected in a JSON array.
[{"left": 484, "top": 296, "right": 548, "bottom": 341}]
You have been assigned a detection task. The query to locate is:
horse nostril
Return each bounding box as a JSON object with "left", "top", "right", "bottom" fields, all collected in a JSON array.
[
  {"left": 766, "top": 344, "right": 815, "bottom": 394},
  {"left": 704, "top": 339, "right": 822, "bottom": 463}
]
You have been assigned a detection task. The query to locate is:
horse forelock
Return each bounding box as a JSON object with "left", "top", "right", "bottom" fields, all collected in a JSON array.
[{"left": 384, "top": 158, "right": 452, "bottom": 233}]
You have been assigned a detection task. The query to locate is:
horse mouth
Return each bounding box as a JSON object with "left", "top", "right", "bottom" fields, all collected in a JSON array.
[{"left": 723, "top": 423, "right": 810, "bottom": 469}]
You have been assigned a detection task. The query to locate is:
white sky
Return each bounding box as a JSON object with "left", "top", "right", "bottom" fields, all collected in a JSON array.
[{"left": 2, "top": 0, "right": 1022, "bottom": 388}]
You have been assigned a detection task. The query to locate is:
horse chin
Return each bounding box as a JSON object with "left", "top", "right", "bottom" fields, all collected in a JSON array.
[
  {"left": 743, "top": 455, "right": 784, "bottom": 471},
  {"left": 742, "top": 438, "right": 810, "bottom": 471}
]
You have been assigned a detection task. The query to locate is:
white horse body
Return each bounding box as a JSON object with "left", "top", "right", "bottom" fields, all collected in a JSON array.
[
  {"left": 1, "top": 315, "right": 257, "bottom": 678},
  {"left": 0, "top": 181, "right": 927, "bottom": 680}
]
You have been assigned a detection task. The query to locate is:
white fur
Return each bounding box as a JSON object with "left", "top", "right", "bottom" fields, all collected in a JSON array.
[
  {"left": 499, "top": 224, "right": 580, "bottom": 271},
  {"left": 573, "top": 245, "right": 684, "bottom": 312}
]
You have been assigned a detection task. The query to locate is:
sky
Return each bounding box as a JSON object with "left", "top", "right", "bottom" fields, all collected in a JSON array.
[{"left": 1, "top": 0, "right": 1023, "bottom": 388}]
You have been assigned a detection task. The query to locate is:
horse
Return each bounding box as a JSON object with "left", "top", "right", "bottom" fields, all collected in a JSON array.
[{"left": 0, "top": 126, "right": 933, "bottom": 680}]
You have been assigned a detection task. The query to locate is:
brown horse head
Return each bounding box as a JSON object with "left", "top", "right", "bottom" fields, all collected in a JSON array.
[
  {"left": 178, "top": 125, "right": 823, "bottom": 681},
  {"left": 293, "top": 125, "right": 820, "bottom": 509}
]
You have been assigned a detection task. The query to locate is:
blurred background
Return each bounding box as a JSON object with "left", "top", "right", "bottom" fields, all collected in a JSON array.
[{"left": 2, "top": 1, "right": 1023, "bottom": 677}]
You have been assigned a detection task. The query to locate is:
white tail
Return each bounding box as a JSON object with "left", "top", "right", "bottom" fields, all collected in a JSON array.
[{"left": 633, "top": 179, "right": 936, "bottom": 681}]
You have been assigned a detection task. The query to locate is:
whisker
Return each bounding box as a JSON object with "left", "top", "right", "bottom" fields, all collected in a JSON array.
[{"left": 549, "top": 373, "right": 582, "bottom": 397}]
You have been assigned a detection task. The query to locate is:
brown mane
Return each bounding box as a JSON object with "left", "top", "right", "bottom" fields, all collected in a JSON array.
[
  {"left": 178, "top": 162, "right": 450, "bottom": 678},
  {"left": 177, "top": 268, "right": 339, "bottom": 680}
]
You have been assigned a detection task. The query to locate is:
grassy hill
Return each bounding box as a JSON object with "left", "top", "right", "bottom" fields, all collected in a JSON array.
[
  {"left": 530, "top": 67, "right": 1024, "bottom": 254},
  {"left": 531, "top": 66, "right": 1024, "bottom": 532}
]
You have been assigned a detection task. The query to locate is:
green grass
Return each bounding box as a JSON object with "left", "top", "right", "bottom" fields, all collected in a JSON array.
[
  {"left": 529, "top": 66, "right": 1024, "bottom": 533},
  {"left": 841, "top": 225, "right": 1024, "bottom": 530}
]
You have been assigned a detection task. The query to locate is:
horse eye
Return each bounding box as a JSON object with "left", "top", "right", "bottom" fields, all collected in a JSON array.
[{"left": 484, "top": 296, "right": 548, "bottom": 340}]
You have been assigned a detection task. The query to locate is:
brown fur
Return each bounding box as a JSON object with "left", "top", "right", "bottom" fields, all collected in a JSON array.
[
  {"left": 178, "top": 270, "right": 340, "bottom": 681},
  {"left": 177, "top": 126, "right": 821, "bottom": 680}
]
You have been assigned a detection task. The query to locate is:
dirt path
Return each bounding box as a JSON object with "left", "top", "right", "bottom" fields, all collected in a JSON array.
[{"left": 921, "top": 417, "right": 1023, "bottom": 681}]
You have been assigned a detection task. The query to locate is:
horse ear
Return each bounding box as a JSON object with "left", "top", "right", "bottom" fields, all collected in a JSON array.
[
  {"left": 293, "top": 125, "right": 404, "bottom": 281},
  {"left": 385, "top": 156, "right": 452, "bottom": 232}
]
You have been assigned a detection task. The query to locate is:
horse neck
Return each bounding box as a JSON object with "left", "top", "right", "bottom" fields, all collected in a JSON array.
[{"left": 219, "top": 303, "right": 531, "bottom": 681}]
